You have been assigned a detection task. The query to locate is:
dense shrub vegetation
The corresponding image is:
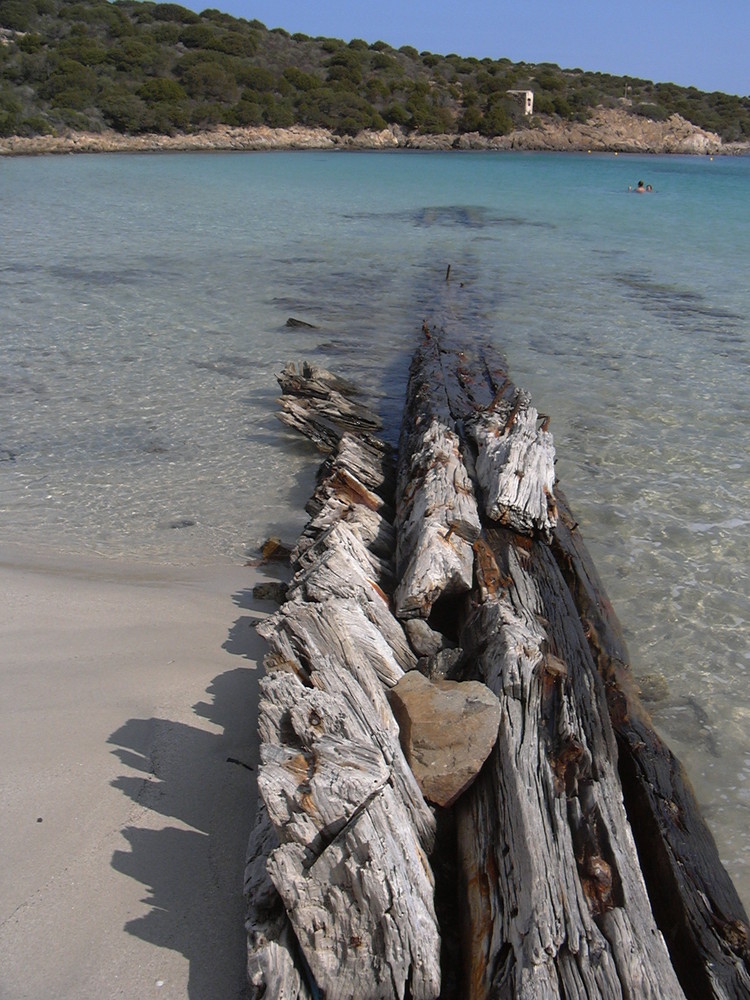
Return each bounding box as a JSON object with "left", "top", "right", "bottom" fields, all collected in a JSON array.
[{"left": 1, "top": 0, "right": 749, "bottom": 140}]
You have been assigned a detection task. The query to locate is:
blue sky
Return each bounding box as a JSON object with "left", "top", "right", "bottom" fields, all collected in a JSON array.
[{"left": 180, "top": 0, "right": 749, "bottom": 97}]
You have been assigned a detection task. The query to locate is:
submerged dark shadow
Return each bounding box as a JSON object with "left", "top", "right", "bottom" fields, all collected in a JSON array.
[{"left": 108, "top": 653, "right": 264, "bottom": 1000}]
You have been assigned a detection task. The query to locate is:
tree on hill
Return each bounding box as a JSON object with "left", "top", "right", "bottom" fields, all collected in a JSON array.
[{"left": 0, "top": 0, "right": 748, "bottom": 140}]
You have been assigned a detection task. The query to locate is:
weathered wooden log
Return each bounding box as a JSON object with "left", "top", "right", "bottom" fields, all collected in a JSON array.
[
  {"left": 551, "top": 487, "right": 750, "bottom": 999},
  {"left": 401, "top": 313, "right": 748, "bottom": 998},
  {"left": 255, "top": 610, "right": 440, "bottom": 998},
  {"left": 403, "top": 321, "right": 557, "bottom": 540},
  {"left": 306, "top": 464, "right": 394, "bottom": 521},
  {"left": 276, "top": 361, "right": 383, "bottom": 450},
  {"left": 278, "top": 361, "right": 381, "bottom": 427},
  {"left": 456, "top": 529, "right": 686, "bottom": 999},
  {"left": 466, "top": 397, "right": 557, "bottom": 540},
  {"left": 394, "top": 337, "right": 482, "bottom": 620},
  {"left": 244, "top": 801, "right": 313, "bottom": 1000},
  {"left": 291, "top": 517, "right": 396, "bottom": 593},
  {"left": 250, "top": 364, "right": 443, "bottom": 999},
  {"left": 319, "top": 430, "right": 396, "bottom": 500}
]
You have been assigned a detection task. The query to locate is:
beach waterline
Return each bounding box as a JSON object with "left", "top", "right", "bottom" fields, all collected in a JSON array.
[{"left": 1, "top": 149, "right": 748, "bottom": 921}]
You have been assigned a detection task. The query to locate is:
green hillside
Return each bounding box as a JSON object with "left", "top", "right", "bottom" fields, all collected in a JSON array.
[{"left": 2, "top": 0, "right": 749, "bottom": 141}]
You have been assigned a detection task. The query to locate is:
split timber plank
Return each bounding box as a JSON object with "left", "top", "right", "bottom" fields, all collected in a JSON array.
[
  {"left": 418, "top": 321, "right": 557, "bottom": 539},
  {"left": 277, "top": 361, "right": 383, "bottom": 436},
  {"left": 551, "top": 487, "right": 750, "bottom": 1000},
  {"left": 249, "top": 366, "right": 441, "bottom": 1000},
  {"left": 294, "top": 500, "right": 397, "bottom": 563},
  {"left": 456, "top": 528, "right": 686, "bottom": 1000},
  {"left": 254, "top": 619, "right": 440, "bottom": 999},
  {"left": 244, "top": 801, "right": 313, "bottom": 1000},
  {"left": 394, "top": 336, "right": 482, "bottom": 619}
]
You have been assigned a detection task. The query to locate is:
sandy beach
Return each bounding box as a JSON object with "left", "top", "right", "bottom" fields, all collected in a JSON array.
[{"left": 0, "top": 544, "right": 273, "bottom": 1000}]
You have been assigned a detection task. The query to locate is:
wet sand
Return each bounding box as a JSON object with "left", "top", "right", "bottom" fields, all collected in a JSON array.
[{"left": 0, "top": 545, "right": 272, "bottom": 1000}]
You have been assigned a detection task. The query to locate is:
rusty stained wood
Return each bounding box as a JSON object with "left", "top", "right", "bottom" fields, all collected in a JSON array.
[
  {"left": 551, "top": 486, "right": 750, "bottom": 1000},
  {"left": 456, "top": 529, "right": 686, "bottom": 1000},
  {"left": 250, "top": 375, "right": 442, "bottom": 1000}
]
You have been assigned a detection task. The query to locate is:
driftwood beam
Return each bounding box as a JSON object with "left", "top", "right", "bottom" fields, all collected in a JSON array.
[
  {"left": 394, "top": 336, "right": 482, "bottom": 619},
  {"left": 456, "top": 527, "right": 686, "bottom": 999},
  {"left": 248, "top": 321, "right": 749, "bottom": 1000},
  {"left": 551, "top": 486, "right": 750, "bottom": 999},
  {"left": 249, "top": 372, "right": 442, "bottom": 999}
]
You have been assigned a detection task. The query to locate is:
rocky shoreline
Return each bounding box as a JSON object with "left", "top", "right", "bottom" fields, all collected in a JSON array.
[{"left": 2, "top": 107, "right": 748, "bottom": 157}]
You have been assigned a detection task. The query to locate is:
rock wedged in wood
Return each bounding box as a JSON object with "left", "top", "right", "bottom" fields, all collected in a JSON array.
[{"left": 388, "top": 670, "right": 501, "bottom": 808}]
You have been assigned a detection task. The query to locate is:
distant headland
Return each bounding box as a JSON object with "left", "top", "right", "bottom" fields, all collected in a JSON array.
[{"left": 2, "top": 107, "right": 749, "bottom": 157}]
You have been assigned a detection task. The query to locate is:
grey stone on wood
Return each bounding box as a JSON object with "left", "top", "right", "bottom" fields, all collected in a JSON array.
[
  {"left": 417, "top": 646, "right": 464, "bottom": 682},
  {"left": 388, "top": 670, "right": 501, "bottom": 808},
  {"left": 403, "top": 617, "right": 454, "bottom": 657}
]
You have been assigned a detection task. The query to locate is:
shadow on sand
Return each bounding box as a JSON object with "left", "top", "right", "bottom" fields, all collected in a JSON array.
[{"left": 108, "top": 590, "right": 269, "bottom": 1000}]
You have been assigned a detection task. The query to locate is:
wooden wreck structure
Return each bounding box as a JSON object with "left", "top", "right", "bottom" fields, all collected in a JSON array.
[{"left": 245, "top": 296, "right": 750, "bottom": 1000}]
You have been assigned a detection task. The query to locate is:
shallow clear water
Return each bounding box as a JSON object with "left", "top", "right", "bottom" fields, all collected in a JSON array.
[{"left": 2, "top": 149, "right": 748, "bottom": 908}]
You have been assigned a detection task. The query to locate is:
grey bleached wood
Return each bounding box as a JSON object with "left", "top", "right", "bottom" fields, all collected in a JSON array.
[
  {"left": 394, "top": 336, "right": 481, "bottom": 619},
  {"left": 277, "top": 361, "right": 383, "bottom": 434},
  {"left": 276, "top": 393, "right": 343, "bottom": 452},
  {"left": 258, "top": 671, "right": 391, "bottom": 850},
  {"left": 268, "top": 783, "right": 440, "bottom": 1000},
  {"left": 284, "top": 543, "right": 416, "bottom": 671},
  {"left": 320, "top": 430, "right": 396, "bottom": 498},
  {"left": 551, "top": 487, "right": 750, "bottom": 999},
  {"left": 412, "top": 319, "right": 557, "bottom": 539},
  {"left": 393, "top": 514, "right": 475, "bottom": 621},
  {"left": 456, "top": 529, "right": 686, "bottom": 1000},
  {"left": 418, "top": 305, "right": 748, "bottom": 995},
  {"left": 258, "top": 661, "right": 434, "bottom": 855},
  {"left": 291, "top": 517, "right": 396, "bottom": 593},
  {"left": 245, "top": 801, "right": 313, "bottom": 1000},
  {"left": 249, "top": 357, "right": 441, "bottom": 1000},
  {"left": 257, "top": 595, "right": 409, "bottom": 689},
  {"left": 306, "top": 464, "right": 393, "bottom": 521},
  {"left": 256, "top": 638, "right": 440, "bottom": 998},
  {"left": 466, "top": 395, "right": 557, "bottom": 540}
]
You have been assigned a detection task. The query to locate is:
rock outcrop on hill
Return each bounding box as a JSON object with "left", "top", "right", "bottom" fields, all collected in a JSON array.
[{"left": 1, "top": 107, "right": 746, "bottom": 156}]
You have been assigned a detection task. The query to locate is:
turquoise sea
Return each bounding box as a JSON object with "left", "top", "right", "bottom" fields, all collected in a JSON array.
[{"left": 2, "top": 149, "right": 749, "bottom": 908}]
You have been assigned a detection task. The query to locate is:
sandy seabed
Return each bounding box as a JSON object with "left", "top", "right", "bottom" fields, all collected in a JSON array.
[{"left": 0, "top": 544, "right": 273, "bottom": 1000}]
